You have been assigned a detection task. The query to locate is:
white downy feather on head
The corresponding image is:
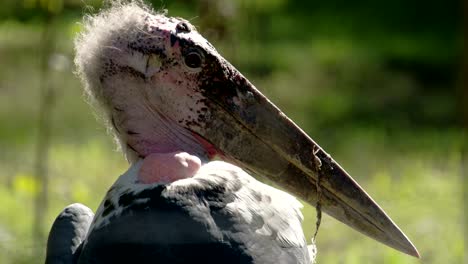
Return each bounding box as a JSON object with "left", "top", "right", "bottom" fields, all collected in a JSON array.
[{"left": 74, "top": 1, "right": 164, "bottom": 160}]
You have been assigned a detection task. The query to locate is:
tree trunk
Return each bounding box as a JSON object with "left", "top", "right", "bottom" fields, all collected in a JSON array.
[{"left": 33, "top": 14, "right": 55, "bottom": 259}]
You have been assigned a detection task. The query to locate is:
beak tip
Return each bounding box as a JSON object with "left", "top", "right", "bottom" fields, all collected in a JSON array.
[
  {"left": 390, "top": 227, "right": 420, "bottom": 258},
  {"left": 407, "top": 247, "right": 421, "bottom": 259},
  {"left": 404, "top": 240, "right": 421, "bottom": 259},
  {"left": 398, "top": 240, "right": 420, "bottom": 259}
]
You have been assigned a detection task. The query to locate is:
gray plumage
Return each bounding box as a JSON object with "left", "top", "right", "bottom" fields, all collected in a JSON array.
[
  {"left": 79, "top": 161, "right": 314, "bottom": 264},
  {"left": 46, "top": 162, "right": 314, "bottom": 264},
  {"left": 45, "top": 203, "right": 94, "bottom": 264}
]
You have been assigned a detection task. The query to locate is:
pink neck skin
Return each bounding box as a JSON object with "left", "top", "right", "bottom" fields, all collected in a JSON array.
[
  {"left": 104, "top": 77, "right": 224, "bottom": 184},
  {"left": 138, "top": 152, "right": 202, "bottom": 184}
]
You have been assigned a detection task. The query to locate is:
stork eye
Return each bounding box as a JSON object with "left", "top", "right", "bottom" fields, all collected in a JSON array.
[
  {"left": 176, "top": 22, "right": 191, "bottom": 33},
  {"left": 184, "top": 50, "right": 203, "bottom": 69}
]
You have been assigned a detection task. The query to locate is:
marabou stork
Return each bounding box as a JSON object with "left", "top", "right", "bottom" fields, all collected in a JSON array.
[{"left": 46, "top": 2, "right": 419, "bottom": 263}]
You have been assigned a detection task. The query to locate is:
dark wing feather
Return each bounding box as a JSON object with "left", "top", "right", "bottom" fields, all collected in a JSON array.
[{"left": 46, "top": 203, "right": 94, "bottom": 264}]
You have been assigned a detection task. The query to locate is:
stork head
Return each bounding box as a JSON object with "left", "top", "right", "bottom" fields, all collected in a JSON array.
[{"left": 75, "top": 2, "right": 419, "bottom": 258}]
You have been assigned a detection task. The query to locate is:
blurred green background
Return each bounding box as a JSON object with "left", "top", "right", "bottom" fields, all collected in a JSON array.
[{"left": 0, "top": 0, "right": 465, "bottom": 263}]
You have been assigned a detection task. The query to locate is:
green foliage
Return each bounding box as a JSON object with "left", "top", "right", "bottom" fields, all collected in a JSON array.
[
  {"left": 236, "top": 0, "right": 287, "bottom": 12},
  {"left": 26, "top": 0, "right": 64, "bottom": 14},
  {"left": 0, "top": 0, "right": 464, "bottom": 263}
]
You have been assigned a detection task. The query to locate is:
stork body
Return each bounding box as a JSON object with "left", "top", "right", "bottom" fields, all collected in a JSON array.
[
  {"left": 76, "top": 160, "right": 312, "bottom": 264},
  {"left": 47, "top": 1, "right": 418, "bottom": 263}
]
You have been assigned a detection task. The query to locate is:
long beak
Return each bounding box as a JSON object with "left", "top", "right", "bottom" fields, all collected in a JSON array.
[{"left": 194, "top": 58, "right": 420, "bottom": 258}]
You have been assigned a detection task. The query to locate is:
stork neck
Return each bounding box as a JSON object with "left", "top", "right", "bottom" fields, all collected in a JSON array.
[
  {"left": 114, "top": 105, "right": 210, "bottom": 163},
  {"left": 101, "top": 73, "right": 215, "bottom": 163},
  {"left": 138, "top": 152, "right": 202, "bottom": 184}
]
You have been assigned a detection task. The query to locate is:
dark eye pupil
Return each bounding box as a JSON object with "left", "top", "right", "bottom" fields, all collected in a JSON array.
[
  {"left": 185, "top": 52, "right": 202, "bottom": 68},
  {"left": 176, "top": 22, "right": 191, "bottom": 33}
]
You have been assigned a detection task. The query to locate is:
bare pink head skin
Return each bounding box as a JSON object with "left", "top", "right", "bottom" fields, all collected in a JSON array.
[
  {"left": 76, "top": 4, "right": 226, "bottom": 183},
  {"left": 75, "top": 2, "right": 419, "bottom": 257}
]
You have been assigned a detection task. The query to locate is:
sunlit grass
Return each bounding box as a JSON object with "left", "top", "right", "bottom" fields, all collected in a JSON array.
[{"left": 0, "top": 138, "right": 127, "bottom": 262}]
